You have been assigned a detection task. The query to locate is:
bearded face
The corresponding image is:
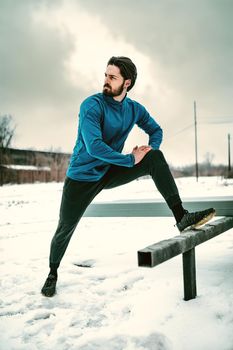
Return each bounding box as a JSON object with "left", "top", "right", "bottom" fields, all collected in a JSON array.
[{"left": 102, "top": 65, "right": 130, "bottom": 99}]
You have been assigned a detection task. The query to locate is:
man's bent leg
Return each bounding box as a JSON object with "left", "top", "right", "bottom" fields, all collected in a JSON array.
[
  {"left": 103, "top": 150, "right": 215, "bottom": 229},
  {"left": 104, "top": 149, "right": 181, "bottom": 208},
  {"left": 103, "top": 150, "right": 185, "bottom": 222}
]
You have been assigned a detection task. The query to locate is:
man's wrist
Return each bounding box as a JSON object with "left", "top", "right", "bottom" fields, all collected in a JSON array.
[{"left": 130, "top": 153, "right": 136, "bottom": 166}]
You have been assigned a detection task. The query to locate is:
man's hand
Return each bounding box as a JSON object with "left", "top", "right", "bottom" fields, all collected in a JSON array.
[{"left": 132, "top": 145, "right": 152, "bottom": 164}]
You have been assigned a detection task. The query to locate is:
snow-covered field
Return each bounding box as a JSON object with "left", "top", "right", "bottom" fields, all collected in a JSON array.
[{"left": 0, "top": 177, "right": 233, "bottom": 350}]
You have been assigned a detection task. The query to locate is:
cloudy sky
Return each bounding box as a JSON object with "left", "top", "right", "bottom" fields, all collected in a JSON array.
[{"left": 0, "top": 0, "right": 232, "bottom": 166}]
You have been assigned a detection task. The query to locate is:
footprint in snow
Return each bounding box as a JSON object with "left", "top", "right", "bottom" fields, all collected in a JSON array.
[
  {"left": 73, "top": 259, "right": 96, "bottom": 268},
  {"left": 26, "top": 311, "right": 55, "bottom": 324}
]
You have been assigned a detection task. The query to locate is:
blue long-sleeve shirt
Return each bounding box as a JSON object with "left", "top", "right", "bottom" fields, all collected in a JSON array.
[{"left": 67, "top": 93, "right": 163, "bottom": 181}]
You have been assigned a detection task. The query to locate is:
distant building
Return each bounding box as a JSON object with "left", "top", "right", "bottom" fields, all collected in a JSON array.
[{"left": 0, "top": 148, "right": 71, "bottom": 185}]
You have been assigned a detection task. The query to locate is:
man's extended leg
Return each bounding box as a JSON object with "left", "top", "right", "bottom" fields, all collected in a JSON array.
[{"left": 41, "top": 177, "right": 105, "bottom": 297}]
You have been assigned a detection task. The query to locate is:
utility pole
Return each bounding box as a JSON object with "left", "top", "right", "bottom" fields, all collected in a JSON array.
[
  {"left": 194, "top": 101, "right": 198, "bottom": 182},
  {"left": 228, "top": 133, "right": 231, "bottom": 172}
]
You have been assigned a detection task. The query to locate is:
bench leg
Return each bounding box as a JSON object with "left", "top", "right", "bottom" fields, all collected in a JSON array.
[{"left": 182, "top": 248, "right": 197, "bottom": 300}]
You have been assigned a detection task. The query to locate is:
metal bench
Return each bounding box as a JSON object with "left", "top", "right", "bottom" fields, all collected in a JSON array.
[{"left": 84, "top": 196, "right": 233, "bottom": 300}]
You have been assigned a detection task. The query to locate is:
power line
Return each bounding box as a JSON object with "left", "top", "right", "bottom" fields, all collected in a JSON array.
[
  {"left": 166, "top": 117, "right": 232, "bottom": 139},
  {"left": 166, "top": 123, "right": 193, "bottom": 139},
  {"left": 199, "top": 118, "right": 233, "bottom": 124}
]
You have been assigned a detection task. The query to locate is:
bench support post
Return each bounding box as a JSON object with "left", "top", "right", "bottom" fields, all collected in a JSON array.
[{"left": 182, "top": 248, "right": 197, "bottom": 300}]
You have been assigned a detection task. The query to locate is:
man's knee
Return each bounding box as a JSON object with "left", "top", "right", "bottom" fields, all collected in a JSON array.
[{"left": 145, "top": 149, "right": 165, "bottom": 163}]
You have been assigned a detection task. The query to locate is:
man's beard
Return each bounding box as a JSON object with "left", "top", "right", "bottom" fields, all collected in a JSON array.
[{"left": 103, "top": 81, "right": 125, "bottom": 97}]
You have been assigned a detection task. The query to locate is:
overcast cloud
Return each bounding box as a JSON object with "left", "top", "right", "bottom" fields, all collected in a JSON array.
[{"left": 0, "top": 0, "right": 232, "bottom": 165}]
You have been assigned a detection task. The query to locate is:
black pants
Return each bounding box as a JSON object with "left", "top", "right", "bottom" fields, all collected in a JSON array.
[{"left": 49, "top": 150, "right": 181, "bottom": 269}]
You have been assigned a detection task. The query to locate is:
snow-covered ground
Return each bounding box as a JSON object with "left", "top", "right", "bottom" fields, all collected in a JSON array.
[{"left": 0, "top": 177, "right": 233, "bottom": 350}]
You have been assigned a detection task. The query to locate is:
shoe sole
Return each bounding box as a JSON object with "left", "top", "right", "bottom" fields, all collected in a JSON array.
[{"left": 192, "top": 209, "right": 216, "bottom": 229}]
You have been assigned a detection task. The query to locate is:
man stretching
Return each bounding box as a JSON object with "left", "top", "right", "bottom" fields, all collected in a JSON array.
[{"left": 41, "top": 56, "right": 215, "bottom": 297}]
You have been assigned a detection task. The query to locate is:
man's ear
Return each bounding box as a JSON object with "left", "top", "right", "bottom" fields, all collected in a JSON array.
[{"left": 125, "top": 79, "right": 131, "bottom": 89}]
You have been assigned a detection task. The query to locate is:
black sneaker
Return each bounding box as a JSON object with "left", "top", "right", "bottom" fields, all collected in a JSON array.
[
  {"left": 177, "top": 208, "right": 216, "bottom": 232},
  {"left": 41, "top": 274, "right": 57, "bottom": 297}
]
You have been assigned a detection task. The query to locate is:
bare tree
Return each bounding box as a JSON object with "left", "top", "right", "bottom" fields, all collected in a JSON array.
[
  {"left": 204, "top": 152, "right": 215, "bottom": 166},
  {"left": 0, "top": 115, "right": 16, "bottom": 148}
]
